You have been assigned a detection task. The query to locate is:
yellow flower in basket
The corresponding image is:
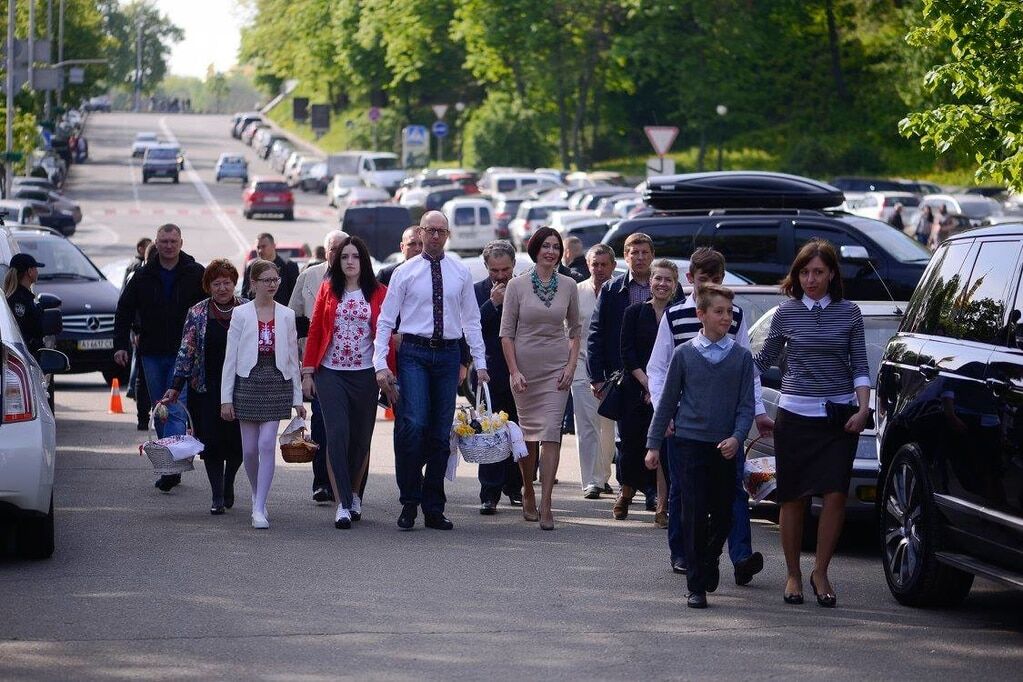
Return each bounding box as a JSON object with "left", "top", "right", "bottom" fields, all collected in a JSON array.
[
  {"left": 454, "top": 423, "right": 476, "bottom": 438},
  {"left": 455, "top": 410, "right": 469, "bottom": 424}
]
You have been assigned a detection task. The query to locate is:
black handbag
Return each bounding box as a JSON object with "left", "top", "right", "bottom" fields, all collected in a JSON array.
[
  {"left": 596, "top": 370, "right": 627, "bottom": 421},
  {"left": 824, "top": 401, "right": 875, "bottom": 430}
]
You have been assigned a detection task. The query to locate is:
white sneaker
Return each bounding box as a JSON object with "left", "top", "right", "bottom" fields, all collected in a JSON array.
[
  {"left": 251, "top": 510, "right": 269, "bottom": 529},
  {"left": 351, "top": 494, "right": 362, "bottom": 521},
  {"left": 335, "top": 505, "right": 352, "bottom": 529}
]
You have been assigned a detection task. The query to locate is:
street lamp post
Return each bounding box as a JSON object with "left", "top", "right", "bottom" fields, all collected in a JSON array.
[
  {"left": 5, "top": 0, "right": 15, "bottom": 198},
  {"left": 454, "top": 101, "right": 465, "bottom": 167},
  {"left": 716, "top": 104, "right": 727, "bottom": 171}
]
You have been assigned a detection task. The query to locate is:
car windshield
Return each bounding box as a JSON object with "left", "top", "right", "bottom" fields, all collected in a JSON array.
[
  {"left": 844, "top": 216, "right": 931, "bottom": 262},
  {"left": 255, "top": 182, "right": 288, "bottom": 193},
  {"left": 0, "top": 207, "right": 23, "bottom": 220},
  {"left": 147, "top": 149, "right": 177, "bottom": 160},
  {"left": 221, "top": 156, "right": 244, "bottom": 165},
  {"left": 135, "top": 133, "right": 157, "bottom": 142},
  {"left": 372, "top": 156, "right": 399, "bottom": 170},
  {"left": 884, "top": 196, "right": 920, "bottom": 207},
  {"left": 15, "top": 237, "right": 102, "bottom": 280}
]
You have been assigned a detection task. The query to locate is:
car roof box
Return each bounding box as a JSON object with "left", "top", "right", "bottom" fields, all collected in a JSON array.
[{"left": 644, "top": 171, "right": 844, "bottom": 210}]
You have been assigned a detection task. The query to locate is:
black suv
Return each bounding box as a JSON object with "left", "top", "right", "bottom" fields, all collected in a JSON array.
[
  {"left": 604, "top": 172, "right": 931, "bottom": 300},
  {"left": 875, "top": 223, "right": 1023, "bottom": 606}
]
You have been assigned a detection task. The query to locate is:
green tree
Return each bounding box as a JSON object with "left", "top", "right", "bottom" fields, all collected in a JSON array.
[
  {"left": 900, "top": 0, "right": 1023, "bottom": 190},
  {"left": 463, "top": 92, "right": 551, "bottom": 169},
  {"left": 99, "top": 0, "right": 184, "bottom": 96}
]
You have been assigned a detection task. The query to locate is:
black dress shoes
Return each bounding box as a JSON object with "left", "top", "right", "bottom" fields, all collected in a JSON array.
[
  {"left": 155, "top": 474, "right": 180, "bottom": 492},
  {"left": 479, "top": 501, "right": 497, "bottom": 515},
  {"left": 671, "top": 559, "right": 687, "bottom": 575},
  {"left": 506, "top": 491, "right": 523, "bottom": 507},
  {"left": 210, "top": 505, "right": 225, "bottom": 515},
  {"left": 603, "top": 483, "right": 614, "bottom": 494},
  {"left": 223, "top": 491, "right": 234, "bottom": 509},
  {"left": 424, "top": 513, "right": 454, "bottom": 530},
  {"left": 704, "top": 561, "right": 721, "bottom": 593},
  {"left": 312, "top": 487, "right": 334, "bottom": 504},
  {"left": 397, "top": 504, "right": 417, "bottom": 530},
  {"left": 734, "top": 552, "right": 764, "bottom": 586},
  {"left": 687, "top": 592, "right": 708, "bottom": 609}
]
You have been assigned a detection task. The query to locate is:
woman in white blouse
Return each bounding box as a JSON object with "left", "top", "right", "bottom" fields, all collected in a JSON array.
[
  {"left": 222, "top": 259, "right": 305, "bottom": 529},
  {"left": 301, "top": 237, "right": 388, "bottom": 529}
]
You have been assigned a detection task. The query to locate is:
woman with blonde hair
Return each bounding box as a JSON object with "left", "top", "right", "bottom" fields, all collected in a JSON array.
[
  {"left": 5, "top": 254, "right": 46, "bottom": 355},
  {"left": 222, "top": 259, "right": 306, "bottom": 529}
]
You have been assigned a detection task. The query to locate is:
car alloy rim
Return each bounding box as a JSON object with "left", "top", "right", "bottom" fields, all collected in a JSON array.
[{"left": 883, "top": 461, "right": 922, "bottom": 589}]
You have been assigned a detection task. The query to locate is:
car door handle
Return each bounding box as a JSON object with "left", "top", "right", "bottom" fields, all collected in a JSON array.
[
  {"left": 985, "top": 377, "right": 1010, "bottom": 393},
  {"left": 918, "top": 364, "right": 938, "bottom": 380}
]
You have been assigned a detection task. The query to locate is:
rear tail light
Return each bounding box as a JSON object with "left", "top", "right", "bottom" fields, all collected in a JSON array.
[{"left": 3, "top": 351, "right": 35, "bottom": 423}]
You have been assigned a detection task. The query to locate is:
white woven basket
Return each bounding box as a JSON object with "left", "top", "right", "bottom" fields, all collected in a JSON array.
[
  {"left": 141, "top": 405, "right": 198, "bottom": 476},
  {"left": 455, "top": 383, "right": 512, "bottom": 465}
]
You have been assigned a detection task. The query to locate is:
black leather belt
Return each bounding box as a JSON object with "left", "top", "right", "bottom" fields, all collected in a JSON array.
[{"left": 403, "top": 334, "right": 459, "bottom": 349}]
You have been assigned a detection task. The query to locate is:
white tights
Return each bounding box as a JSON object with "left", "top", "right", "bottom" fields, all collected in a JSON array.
[{"left": 240, "top": 420, "right": 278, "bottom": 515}]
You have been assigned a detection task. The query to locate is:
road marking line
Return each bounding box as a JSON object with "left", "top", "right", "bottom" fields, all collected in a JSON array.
[
  {"left": 127, "top": 158, "right": 142, "bottom": 212},
  {"left": 78, "top": 216, "right": 121, "bottom": 245},
  {"left": 158, "top": 117, "right": 249, "bottom": 261}
]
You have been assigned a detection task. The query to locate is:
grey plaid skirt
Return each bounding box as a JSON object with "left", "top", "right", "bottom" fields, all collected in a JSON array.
[{"left": 233, "top": 353, "right": 292, "bottom": 422}]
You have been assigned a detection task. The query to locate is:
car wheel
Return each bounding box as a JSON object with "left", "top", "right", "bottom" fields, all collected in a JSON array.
[
  {"left": 17, "top": 495, "right": 54, "bottom": 560},
  {"left": 173, "top": 175, "right": 180, "bottom": 184},
  {"left": 244, "top": 210, "right": 253, "bottom": 220},
  {"left": 215, "top": 175, "right": 221, "bottom": 182},
  {"left": 879, "top": 444, "right": 974, "bottom": 607}
]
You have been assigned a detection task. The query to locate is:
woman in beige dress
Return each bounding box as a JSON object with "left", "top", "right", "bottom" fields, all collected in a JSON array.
[{"left": 501, "top": 226, "right": 581, "bottom": 530}]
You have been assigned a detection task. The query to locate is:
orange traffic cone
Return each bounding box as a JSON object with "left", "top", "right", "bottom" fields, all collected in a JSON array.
[
  {"left": 384, "top": 406, "right": 395, "bottom": 421},
  {"left": 108, "top": 377, "right": 125, "bottom": 414}
]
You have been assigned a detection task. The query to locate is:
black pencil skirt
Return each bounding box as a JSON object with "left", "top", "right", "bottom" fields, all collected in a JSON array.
[{"left": 772, "top": 408, "right": 858, "bottom": 503}]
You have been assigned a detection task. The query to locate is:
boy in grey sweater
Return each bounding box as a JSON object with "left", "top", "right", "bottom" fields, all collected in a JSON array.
[{"left": 645, "top": 283, "right": 754, "bottom": 608}]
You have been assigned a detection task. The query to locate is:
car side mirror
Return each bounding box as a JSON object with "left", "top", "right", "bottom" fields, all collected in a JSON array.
[
  {"left": 840, "top": 245, "right": 871, "bottom": 262},
  {"left": 761, "top": 365, "right": 782, "bottom": 389},
  {"left": 42, "top": 308, "right": 63, "bottom": 335},
  {"left": 37, "top": 348, "right": 69, "bottom": 374},
  {"left": 37, "top": 293, "right": 62, "bottom": 310}
]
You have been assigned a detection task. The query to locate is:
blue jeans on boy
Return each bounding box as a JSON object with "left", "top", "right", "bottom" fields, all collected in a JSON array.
[
  {"left": 393, "top": 340, "right": 460, "bottom": 515},
  {"left": 141, "top": 354, "right": 188, "bottom": 438},
  {"left": 666, "top": 435, "right": 753, "bottom": 568}
]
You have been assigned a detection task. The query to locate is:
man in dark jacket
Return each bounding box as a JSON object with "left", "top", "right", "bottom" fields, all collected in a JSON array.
[
  {"left": 241, "top": 232, "right": 299, "bottom": 304},
  {"left": 377, "top": 226, "right": 424, "bottom": 285},
  {"left": 113, "top": 224, "right": 205, "bottom": 491},
  {"left": 561, "top": 235, "right": 589, "bottom": 282},
  {"left": 473, "top": 240, "right": 523, "bottom": 513}
]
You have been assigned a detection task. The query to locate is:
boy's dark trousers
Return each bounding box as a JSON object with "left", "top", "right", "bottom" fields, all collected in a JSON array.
[{"left": 670, "top": 438, "right": 736, "bottom": 594}]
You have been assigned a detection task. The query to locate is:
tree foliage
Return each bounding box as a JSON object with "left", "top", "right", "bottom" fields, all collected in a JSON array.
[{"left": 899, "top": 0, "right": 1023, "bottom": 190}]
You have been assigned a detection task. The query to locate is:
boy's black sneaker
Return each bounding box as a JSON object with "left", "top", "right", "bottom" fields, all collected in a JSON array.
[
  {"left": 312, "top": 487, "right": 333, "bottom": 504},
  {"left": 687, "top": 592, "right": 708, "bottom": 609}
]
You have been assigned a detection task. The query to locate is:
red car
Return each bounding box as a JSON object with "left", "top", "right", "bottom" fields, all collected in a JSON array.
[{"left": 243, "top": 176, "right": 294, "bottom": 220}]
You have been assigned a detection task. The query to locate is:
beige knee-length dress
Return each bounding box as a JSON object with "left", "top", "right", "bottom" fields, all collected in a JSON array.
[{"left": 499, "top": 271, "right": 581, "bottom": 442}]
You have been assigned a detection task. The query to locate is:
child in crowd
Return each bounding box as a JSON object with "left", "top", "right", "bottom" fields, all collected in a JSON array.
[{"left": 645, "top": 284, "right": 755, "bottom": 609}]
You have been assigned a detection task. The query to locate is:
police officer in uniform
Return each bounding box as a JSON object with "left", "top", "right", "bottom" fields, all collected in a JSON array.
[{"left": 6, "top": 254, "right": 45, "bottom": 355}]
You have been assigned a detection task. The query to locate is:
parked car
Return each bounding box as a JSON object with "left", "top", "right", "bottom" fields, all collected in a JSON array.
[
  {"left": 442, "top": 197, "right": 497, "bottom": 253},
  {"left": 920, "top": 193, "right": 1004, "bottom": 227},
  {"left": 300, "top": 162, "right": 331, "bottom": 193},
  {"left": 240, "top": 121, "right": 267, "bottom": 146},
  {"left": 509, "top": 200, "right": 568, "bottom": 249},
  {"left": 269, "top": 140, "right": 294, "bottom": 172},
  {"left": 844, "top": 191, "right": 921, "bottom": 227},
  {"left": 0, "top": 200, "right": 41, "bottom": 226},
  {"left": 131, "top": 132, "right": 159, "bottom": 158},
  {"left": 231, "top": 112, "right": 263, "bottom": 139},
  {"left": 83, "top": 95, "right": 111, "bottom": 112},
  {"left": 11, "top": 177, "right": 60, "bottom": 194},
  {"left": 287, "top": 158, "right": 323, "bottom": 189},
  {"left": 604, "top": 172, "right": 932, "bottom": 300},
  {"left": 746, "top": 300, "right": 905, "bottom": 544},
  {"left": 256, "top": 134, "right": 289, "bottom": 161},
  {"left": 242, "top": 176, "right": 294, "bottom": 220},
  {"left": 10, "top": 188, "right": 80, "bottom": 225},
  {"left": 875, "top": 222, "right": 1023, "bottom": 606},
  {"left": 214, "top": 154, "right": 249, "bottom": 183},
  {"left": 11, "top": 227, "right": 123, "bottom": 385},
  {"left": 832, "top": 176, "right": 920, "bottom": 193},
  {"left": 492, "top": 193, "right": 527, "bottom": 239},
  {"left": 569, "top": 186, "right": 630, "bottom": 211},
  {"left": 558, "top": 217, "right": 618, "bottom": 250},
  {"left": 141, "top": 144, "right": 181, "bottom": 184},
  {"left": 0, "top": 294, "right": 68, "bottom": 559},
  {"left": 328, "top": 174, "right": 366, "bottom": 207},
  {"left": 326, "top": 151, "right": 407, "bottom": 193},
  {"left": 487, "top": 172, "right": 560, "bottom": 195},
  {"left": 336, "top": 186, "right": 392, "bottom": 213}
]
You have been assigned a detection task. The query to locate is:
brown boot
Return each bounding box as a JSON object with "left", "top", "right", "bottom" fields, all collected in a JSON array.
[{"left": 612, "top": 486, "right": 634, "bottom": 520}]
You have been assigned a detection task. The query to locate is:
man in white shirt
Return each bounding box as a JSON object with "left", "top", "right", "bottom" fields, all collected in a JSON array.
[
  {"left": 289, "top": 229, "right": 347, "bottom": 504},
  {"left": 573, "top": 244, "right": 618, "bottom": 499},
  {"left": 374, "top": 211, "right": 489, "bottom": 531}
]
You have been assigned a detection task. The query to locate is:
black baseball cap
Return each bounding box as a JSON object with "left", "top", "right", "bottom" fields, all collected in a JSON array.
[{"left": 10, "top": 253, "right": 45, "bottom": 273}]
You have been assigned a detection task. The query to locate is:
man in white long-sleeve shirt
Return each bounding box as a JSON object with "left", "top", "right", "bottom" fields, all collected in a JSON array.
[
  {"left": 645, "top": 248, "right": 772, "bottom": 586},
  {"left": 373, "top": 211, "right": 490, "bottom": 532}
]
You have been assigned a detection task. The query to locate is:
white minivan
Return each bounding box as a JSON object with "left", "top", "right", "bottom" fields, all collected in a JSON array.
[
  {"left": 443, "top": 197, "right": 497, "bottom": 253},
  {"left": 326, "top": 151, "right": 407, "bottom": 193}
]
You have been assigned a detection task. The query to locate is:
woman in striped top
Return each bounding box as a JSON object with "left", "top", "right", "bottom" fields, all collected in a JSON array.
[{"left": 754, "top": 239, "right": 871, "bottom": 608}]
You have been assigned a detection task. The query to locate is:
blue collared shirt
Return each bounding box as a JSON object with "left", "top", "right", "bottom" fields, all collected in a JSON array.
[{"left": 691, "top": 331, "right": 734, "bottom": 365}]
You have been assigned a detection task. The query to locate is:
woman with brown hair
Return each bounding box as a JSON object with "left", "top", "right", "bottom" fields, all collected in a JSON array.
[
  {"left": 164, "top": 259, "right": 246, "bottom": 515},
  {"left": 754, "top": 239, "right": 871, "bottom": 607},
  {"left": 500, "top": 226, "right": 581, "bottom": 530}
]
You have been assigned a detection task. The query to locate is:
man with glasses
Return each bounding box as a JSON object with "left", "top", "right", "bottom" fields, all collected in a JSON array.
[
  {"left": 113, "top": 223, "right": 206, "bottom": 492},
  {"left": 374, "top": 211, "right": 489, "bottom": 531},
  {"left": 289, "top": 229, "right": 348, "bottom": 503},
  {"left": 241, "top": 232, "right": 300, "bottom": 304},
  {"left": 377, "top": 226, "right": 424, "bottom": 285}
]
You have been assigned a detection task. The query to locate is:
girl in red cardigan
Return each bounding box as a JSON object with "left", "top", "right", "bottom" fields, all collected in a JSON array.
[{"left": 301, "top": 236, "right": 387, "bottom": 529}]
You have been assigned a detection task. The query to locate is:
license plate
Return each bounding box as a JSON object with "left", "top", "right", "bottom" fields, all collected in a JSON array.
[
  {"left": 263, "top": 195, "right": 280, "bottom": 202},
  {"left": 78, "top": 338, "right": 114, "bottom": 350}
]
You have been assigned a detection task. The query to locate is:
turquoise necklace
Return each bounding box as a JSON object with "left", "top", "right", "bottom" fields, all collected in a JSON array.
[{"left": 531, "top": 268, "right": 558, "bottom": 308}]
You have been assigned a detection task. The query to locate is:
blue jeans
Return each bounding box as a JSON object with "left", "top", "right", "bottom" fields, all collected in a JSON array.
[
  {"left": 310, "top": 398, "right": 330, "bottom": 491},
  {"left": 394, "top": 341, "right": 460, "bottom": 515},
  {"left": 666, "top": 435, "right": 753, "bottom": 567},
  {"left": 141, "top": 354, "right": 188, "bottom": 439}
]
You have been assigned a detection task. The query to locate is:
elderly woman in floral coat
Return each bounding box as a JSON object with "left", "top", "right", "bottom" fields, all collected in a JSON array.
[{"left": 163, "top": 259, "right": 246, "bottom": 514}]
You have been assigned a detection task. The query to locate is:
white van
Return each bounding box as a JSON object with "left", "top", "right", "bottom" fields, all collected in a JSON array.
[
  {"left": 442, "top": 197, "right": 497, "bottom": 253},
  {"left": 326, "top": 151, "right": 407, "bottom": 193},
  {"left": 489, "top": 172, "right": 561, "bottom": 195}
]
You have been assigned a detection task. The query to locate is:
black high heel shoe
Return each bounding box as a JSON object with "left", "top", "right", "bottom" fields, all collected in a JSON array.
[
  {"left": 783, "top": 575, "right": 804, "bottom": 605},
  {"left": 810, "top": 572, "right": 837, "bottom": 608}
]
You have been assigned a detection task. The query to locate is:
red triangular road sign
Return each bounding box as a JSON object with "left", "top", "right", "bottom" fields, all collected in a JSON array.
[{"left": 644, "top": 126, "right": 679, "bottom": 157}]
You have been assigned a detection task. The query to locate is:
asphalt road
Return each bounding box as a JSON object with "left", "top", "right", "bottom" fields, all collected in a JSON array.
[{"left": 1, "top": 113, "right": 1021, "bottom": 680}]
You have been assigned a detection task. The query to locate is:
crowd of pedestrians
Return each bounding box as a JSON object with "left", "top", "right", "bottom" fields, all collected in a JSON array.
[{"left": 94, "top": 211, "right": 871, "bottom": 611}]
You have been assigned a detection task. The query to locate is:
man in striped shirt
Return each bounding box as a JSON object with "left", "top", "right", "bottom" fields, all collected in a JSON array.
[{"left": 646, "top": 248, "right": 773, "bottom": 586}]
